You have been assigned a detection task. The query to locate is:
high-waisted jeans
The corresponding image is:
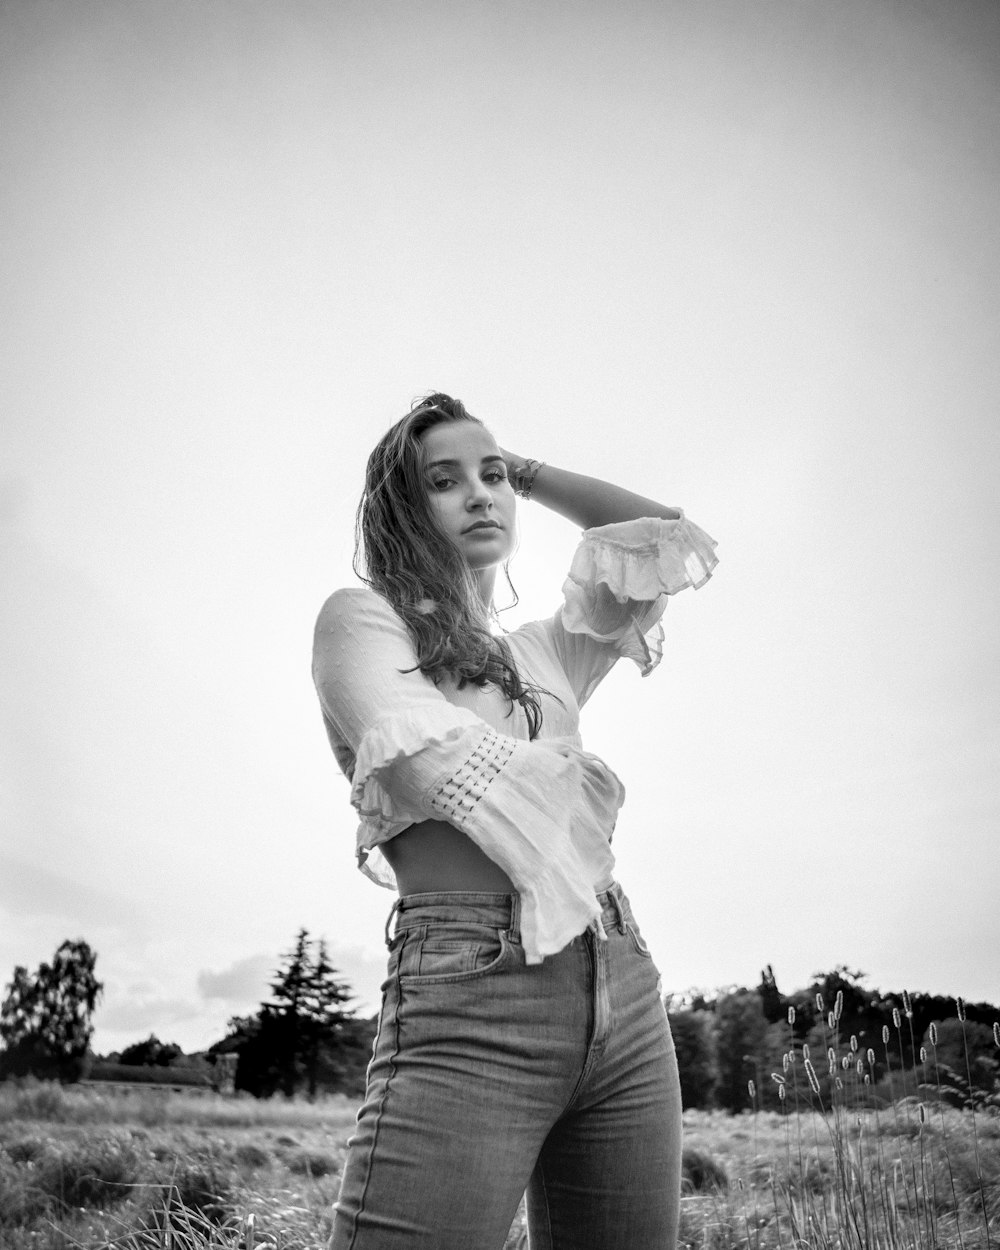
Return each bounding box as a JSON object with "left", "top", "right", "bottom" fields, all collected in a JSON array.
[{"left": 330, "top": 883, "right": 682, "bottom": 1250}]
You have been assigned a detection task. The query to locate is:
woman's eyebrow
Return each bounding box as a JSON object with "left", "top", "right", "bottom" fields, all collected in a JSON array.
[{"left": 425, "top": 455, "right": 505, "bottom": 470}]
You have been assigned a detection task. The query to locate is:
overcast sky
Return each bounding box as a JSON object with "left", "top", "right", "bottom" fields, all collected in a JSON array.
[{"left": 2, "top": 0, "right": 998, "bottom": 1055}]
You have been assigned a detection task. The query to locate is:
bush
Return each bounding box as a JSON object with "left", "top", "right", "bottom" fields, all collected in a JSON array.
[
  {"left": 233, "top": 1142, "right": 272, "bottom": 1168},
  {"left": 682, "top": 1146, "right": 729, "bottom": 1192},
  {"left": 286, "top": 1148, "right": 339, "bottom": 1178},
  {"left": 36, "top": 1134, "right": 143, "bottom": 1210},
  {"left": 7, "top": 1077, "right": 68, "bottom": 1120},
  {"left": 141, "top": 1159, "right": 232, "bottom": 1229}
]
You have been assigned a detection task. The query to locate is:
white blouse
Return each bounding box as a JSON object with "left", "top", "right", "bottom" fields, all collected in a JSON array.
[{"left": 312, "top": 514, "right": 718, "bottom": 964}]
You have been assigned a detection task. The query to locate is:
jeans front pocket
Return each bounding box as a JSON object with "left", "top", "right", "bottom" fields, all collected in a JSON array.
[
  {"left": 625, "top": 915, "right": 654, "bottom": 960},
  {"left": 398, "top": 922, "right": 508, "bottom": 983}
]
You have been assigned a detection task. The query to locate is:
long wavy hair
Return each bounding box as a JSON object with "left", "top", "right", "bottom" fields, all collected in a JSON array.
[{"left": 354, "top": 393, "right": 547, "bottom": 738}]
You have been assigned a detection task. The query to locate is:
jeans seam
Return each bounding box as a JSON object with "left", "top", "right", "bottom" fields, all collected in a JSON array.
[
  {"left": 533, "top": 1162, "right": 555, "bottom": 1250},
  {"left": 344, "top": 956, "right": 403, "bottom": 1248}
]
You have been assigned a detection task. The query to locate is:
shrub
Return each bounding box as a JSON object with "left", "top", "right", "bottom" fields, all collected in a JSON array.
[
  {"left": 36, "top": 1134, "right": 143, "bottom": 1210},
  {"left": 682, "top": 1146, "right": 729, "bottom": 1192},
  {"left": 141, "top": 1159, "right": 232, "bottom": 1230},
  {"left": 285, "top": 1147, "right": 339, "bottom": 1178},
  {"left": 233, "top": 1142, "right": 271, "bottom": 1168}
]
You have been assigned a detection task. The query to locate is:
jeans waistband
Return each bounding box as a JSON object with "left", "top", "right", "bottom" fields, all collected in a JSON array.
[{"left": 384, "top": 880, "right": 629, "bottom": 947}]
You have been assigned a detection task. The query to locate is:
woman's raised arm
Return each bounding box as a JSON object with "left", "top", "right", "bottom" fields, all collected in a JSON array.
[{"left": 500, "top": 450, "right": 680, "bottom": 530}]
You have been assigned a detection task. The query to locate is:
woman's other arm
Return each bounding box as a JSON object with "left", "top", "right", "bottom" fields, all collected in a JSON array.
[{"left": 499, "top": 450, "right": 680, "bottom": 529}]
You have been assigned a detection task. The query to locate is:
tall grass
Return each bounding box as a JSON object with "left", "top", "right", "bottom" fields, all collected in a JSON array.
[
  {"left": 711, "top": 996, "right": 1000, "bottom": 1250},
  {"left": 1, "top": 999, "right": 997, "bottom": 1249}
]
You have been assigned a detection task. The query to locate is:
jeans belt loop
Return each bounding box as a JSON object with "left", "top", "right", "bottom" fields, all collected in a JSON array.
[
  {"left": 384, "top": 898, "right": 403, "bottom": 948},
  {"left": 508, "top": 891, "right": 521, "bottom": 943},
  {"left": 611, "top": 888, "right": 627, "bottom": 935}
]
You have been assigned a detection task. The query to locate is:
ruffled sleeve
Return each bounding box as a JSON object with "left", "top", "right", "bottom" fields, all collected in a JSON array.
[
  {"left": 312, "top": 587, "right": 624, "bottom": 962},
  {"left": 551, "top": 513, "right": 718, "bottom": 703}
]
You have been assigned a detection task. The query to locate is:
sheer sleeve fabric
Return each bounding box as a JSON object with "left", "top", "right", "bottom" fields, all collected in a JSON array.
[
  {"left": 546, "top": 513, "right": 719, "bottom": 707},
  {"left": 311, "top": 588, "right": 622, "bottom": 962}
]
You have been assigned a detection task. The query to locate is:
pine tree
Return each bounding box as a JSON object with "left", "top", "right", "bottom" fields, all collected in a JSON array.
[{"left": 263, "top": 929, "right": 355, "bottom": 1098}]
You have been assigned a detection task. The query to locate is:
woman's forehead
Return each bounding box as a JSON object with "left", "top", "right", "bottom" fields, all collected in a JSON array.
[{"left": 419, "top": 421, "right": 499, "bottom": 465}]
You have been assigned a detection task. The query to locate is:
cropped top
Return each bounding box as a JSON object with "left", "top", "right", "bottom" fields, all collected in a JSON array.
[{"left": 312, "top": 514, "right": 718, "bottom": 964}]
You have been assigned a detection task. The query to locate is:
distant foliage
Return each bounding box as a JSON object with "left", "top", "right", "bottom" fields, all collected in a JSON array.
[
  {"left": 119, "top": 1034, "right": 185, "bottom": 1067},
  {"left": 712, "top": 988, "right": 769, "bottom": 1112},
  {"left": 0, "top": 939, "right": 103, "bottom": 1082},
  {"left": 665, "top": 965, "right": 1000, "bottom": 1115},
  {"left": 88, "top": 1061, "right": 213, "bottom": 1086},
  {"left": 668, "top": 1007, "right": 719, "bottom": 1109}
]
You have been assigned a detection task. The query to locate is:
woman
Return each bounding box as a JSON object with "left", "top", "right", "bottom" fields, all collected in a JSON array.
[{"left": 312, "top": 393, "right": 717, "bottom": 1249}]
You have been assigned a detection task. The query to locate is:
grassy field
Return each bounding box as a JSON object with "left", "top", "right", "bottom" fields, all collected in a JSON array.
[{"left": 1, "top": 1079, "right": 998, "bottom": 1249}]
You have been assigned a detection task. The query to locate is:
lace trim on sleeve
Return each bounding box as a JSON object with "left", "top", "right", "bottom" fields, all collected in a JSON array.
[
  {"left": 427, "top": 728, "right": 515, "bottom": 823},
  {"left": 347, "top": 706, "right": 623, "bottom": 962}
]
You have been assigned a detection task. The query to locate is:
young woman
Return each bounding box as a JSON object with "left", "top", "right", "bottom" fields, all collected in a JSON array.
[{"left": 312, "top": 393, "right": 717, "bottom": 1250}]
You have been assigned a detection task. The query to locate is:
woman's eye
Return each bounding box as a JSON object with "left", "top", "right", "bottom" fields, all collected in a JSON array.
[
  {"left": 484, "top": 469, "right": 507, "bottom": 484},
  {"left": 430, "top": 477, "right": 453, "bottom": 491}
]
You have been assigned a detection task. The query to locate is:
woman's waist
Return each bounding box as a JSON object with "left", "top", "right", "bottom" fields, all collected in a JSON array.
[
  {"left": 387, "top": 879, "right": 628, "bottom": 943},
  {"left": 380, "top": 819, "right": 517, "bottom": 894}
]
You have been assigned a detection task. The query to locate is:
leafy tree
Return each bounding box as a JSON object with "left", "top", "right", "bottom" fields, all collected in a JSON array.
[
  {"left": 924, "top": 1018, "right": 1000, "bottom": 1098},
  {"left": 0, "top": 940, "right": 103, "bottom": 1081},
  {"left": 120, "top": 1034, "right": 184, "bottom": 1067},
  {"left": 668, "top": 1006, "right": 719, "bottom": 1108},
  {"left": 713, "top": 988, "right": 768, "bottom": 1111}
]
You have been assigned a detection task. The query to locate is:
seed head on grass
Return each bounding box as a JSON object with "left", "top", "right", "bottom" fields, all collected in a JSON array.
[
  {"left": 788, "top": 1006, "right": 796, "bottom": 1026},
  {"left": 930, "top": 1022, "right": 938, "bottom": 1046},
  {"left": 902, "top": 989, "right": 913, "bottom": 1018},
  {"left": 994, "top": 1021, "right": 1000, "bottom": 1048},
  {"left": 805, "top": 1058, "right": 821, "bottom": 1097},
  {"left": 834, "top": 990, "right": 843, "bottom": 1021},
  {"left": 956, "top": 997, "right": 966, "bottom": 1022}
]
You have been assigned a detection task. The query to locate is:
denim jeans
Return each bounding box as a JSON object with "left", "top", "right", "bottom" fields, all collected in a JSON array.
[{"left": 331, "top": 882, "right": 682, "bottom": 1250}]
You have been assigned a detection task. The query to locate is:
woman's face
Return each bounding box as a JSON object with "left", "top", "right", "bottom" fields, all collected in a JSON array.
[{"left": 419, "top": 420, "right": 516, "bottom": 573}]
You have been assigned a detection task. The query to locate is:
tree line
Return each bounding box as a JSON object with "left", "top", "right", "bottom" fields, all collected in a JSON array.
[
  {"left": 0, "top": 931, "right": 375, "bottom": 1097},
  {"left": 668, "top": 963, "right": 1000, "bottom": 1112},
  {"left": 3, "top": 945, "right": 997, "bottom": 1108}
]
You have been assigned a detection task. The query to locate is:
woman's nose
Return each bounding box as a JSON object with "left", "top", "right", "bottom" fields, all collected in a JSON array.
[{"left": 466, "top": 478, "right": 492, "bottom": 508}]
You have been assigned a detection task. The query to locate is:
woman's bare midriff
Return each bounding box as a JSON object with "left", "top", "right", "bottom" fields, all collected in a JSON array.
[{"left": 380, "top": 819, "right": 516, "bottom": 895}]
